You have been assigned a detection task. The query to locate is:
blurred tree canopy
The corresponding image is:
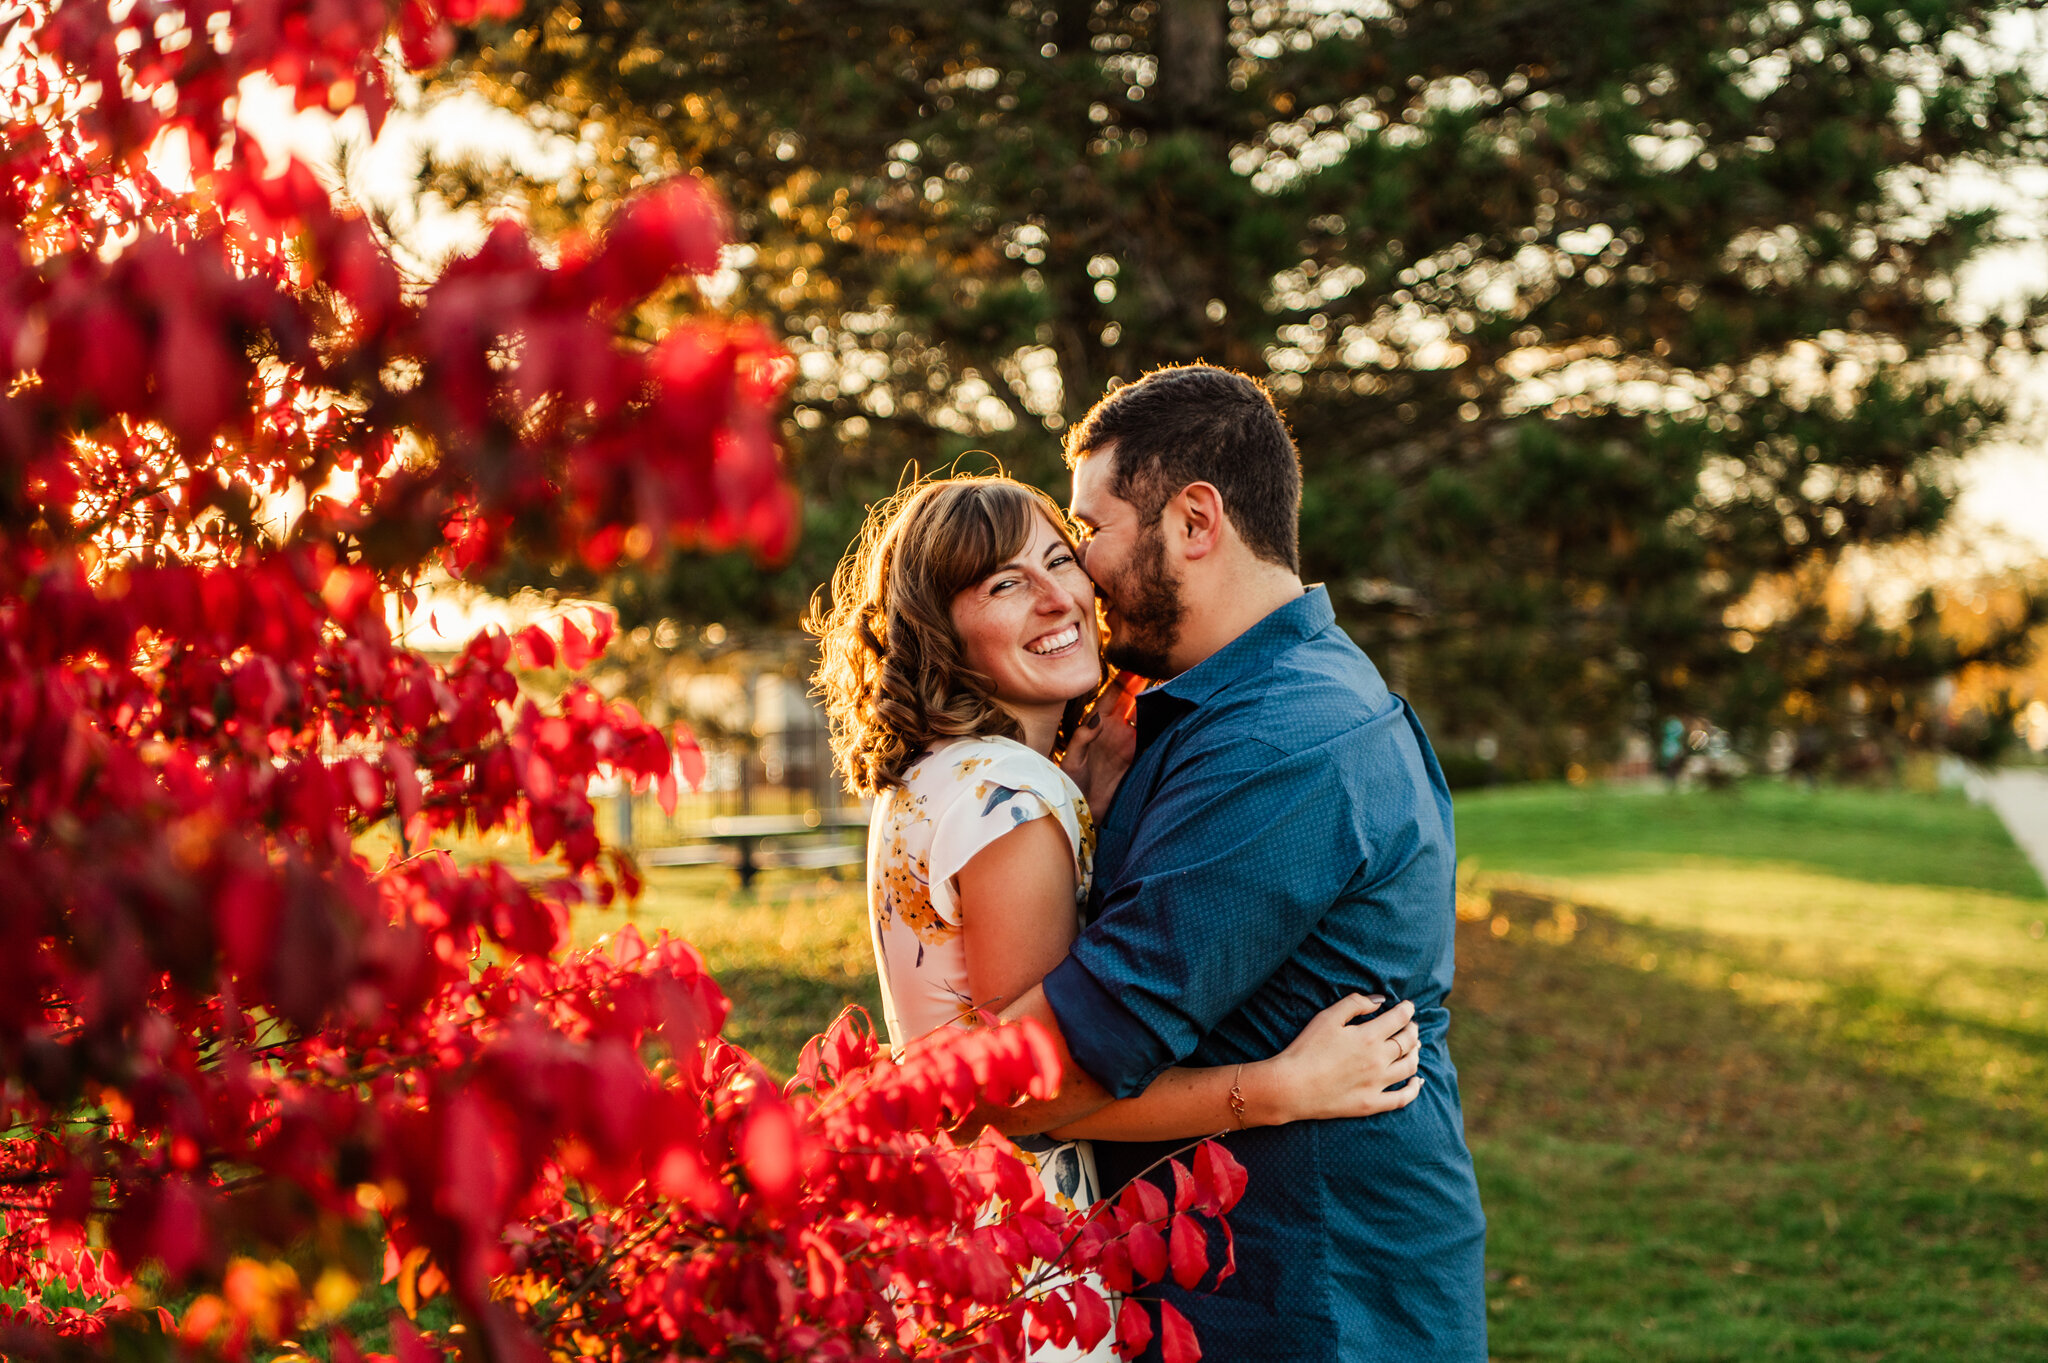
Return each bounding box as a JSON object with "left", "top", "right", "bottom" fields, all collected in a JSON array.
[{"left": 425, "top": 0, "right": 2048, "bottom": 774}]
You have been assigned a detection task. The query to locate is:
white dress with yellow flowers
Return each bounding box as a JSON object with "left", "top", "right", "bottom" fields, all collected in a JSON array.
[{"left": 867, "top": 735, "right": 1112, "bottom": 1359}]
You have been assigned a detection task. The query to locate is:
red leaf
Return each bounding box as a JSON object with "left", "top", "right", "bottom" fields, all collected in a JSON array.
[
  {"left": 442, "top": 1090, "right": 517, "bottom": 1230},
  {"left": 320, "top": 564, "right": 377, "bottom": 624},
  {"left": 1114, "top": 1297, "right": 1153, "bottom": 1360},
  {"left": 397, "top": 0, "right": 454, "bottom": 67},
  {"left": 738, "top": 1101, "right": 800, "bottom": 1208},
  {"left": 216, "top": 867, "right": 278, "bottom": 981},
  {"left": 384, "top": 743, "right": 422, "bottom": 824},
  {"left": 1193, "top": 1140, "right": 1247, "bottom": 1214},
  {"left": 674, "top": 723, "right": 707, "bottom": 792},
  {"left": 592, "top": 178, "right": 728, "bottom": 306},
  {"left": 1171, "top": 1158, "right": 1198, "bottom": 1213},
  {"left": 558, "top": 614, "right": 594, "bottom": 671},
  {"left": 327, "top": 1326, "right": 366, "bottom": 1363},
  {"left": 1214, "top": 1220, "right": 1237, "bottom": 1288},
  {"left": 156, "top": 311, "right": 238, "bottom": 447},
  {"left": 1124, "top": 1216, "right": 1167, "bottom": 1285},
  {"left": 339, "top": 756, "right": 382, "bottom": 813},
  {"left": 390, "top": 1315, "right": 445, "bottom": 1363},
  {"left": 150, "top": 1179, "right": 207, "bottom": 1280},
  {"left": 1120, "top": 1177, "right": 1170, "bottom": 1227},
  {"left": 513, "top": 624, "right": 556, "bottom": 670},
  {"left": 1071, "top": 1283, "right": 1113, "bottom": 1352},
  {"left": 1168, "top": 1212, "right": 1206, "bottom": 1290},
  {"left": 1093, "top": 1232, "right": 1133, "bottom": 1294},
  {"left": 1158, "top": 1300, "right": 1201, "bottom": 1363}
]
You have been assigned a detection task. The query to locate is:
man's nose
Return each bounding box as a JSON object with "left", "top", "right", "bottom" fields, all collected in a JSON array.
[{"left": 1075, "top": 543, "right": 1108, "bottom": 589}]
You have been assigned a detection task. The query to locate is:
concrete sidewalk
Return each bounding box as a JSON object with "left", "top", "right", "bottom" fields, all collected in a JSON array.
[{"left": 1979, "top": 769, "right": 2048, "bottom": 894}]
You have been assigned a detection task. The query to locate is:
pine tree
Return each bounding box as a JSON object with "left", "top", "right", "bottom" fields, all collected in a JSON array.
[{"left": 427, "top": 0, "right": 2048, "bottom": 770}]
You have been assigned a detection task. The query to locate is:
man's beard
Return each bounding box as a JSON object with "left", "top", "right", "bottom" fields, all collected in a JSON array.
[{"left": 1102, "top": 524, "right": 1185, "bottom": 680}]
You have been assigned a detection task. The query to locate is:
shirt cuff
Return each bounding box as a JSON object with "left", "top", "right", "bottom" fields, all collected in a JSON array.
[{"left": 1041, "top": 954, "right": 1174, "bottom": 1099}]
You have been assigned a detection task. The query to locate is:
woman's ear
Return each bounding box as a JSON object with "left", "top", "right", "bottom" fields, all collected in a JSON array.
[{"left": 1174, "top": 481, "right": 1226, "bottom": 561}]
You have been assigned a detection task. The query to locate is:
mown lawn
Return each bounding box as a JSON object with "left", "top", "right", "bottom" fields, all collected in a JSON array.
[
  {"left": 583, "top": 781, "right": 2048, "bottom": 1361},
  {"left": 1453, "top": 783, "right": 2048, "bottom": 1360}
]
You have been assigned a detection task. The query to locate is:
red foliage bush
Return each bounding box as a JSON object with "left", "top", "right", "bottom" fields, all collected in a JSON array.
[{"left": 0, "top": 1, "right": 1238, "bottom": 1358}]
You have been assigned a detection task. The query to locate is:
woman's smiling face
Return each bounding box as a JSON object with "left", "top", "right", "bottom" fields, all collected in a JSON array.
[{"left": 949, "top": 511, "right": 1102, "bottom": 717}]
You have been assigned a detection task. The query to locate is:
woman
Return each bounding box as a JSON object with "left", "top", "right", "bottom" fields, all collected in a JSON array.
[{"left": 810, "top": 477, "right": 1422, "bottom": 1356}]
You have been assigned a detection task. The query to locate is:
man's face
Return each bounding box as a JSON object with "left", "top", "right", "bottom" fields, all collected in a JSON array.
[{"left": 1069, "top": 449, "right": 1186, "bottom": 679}]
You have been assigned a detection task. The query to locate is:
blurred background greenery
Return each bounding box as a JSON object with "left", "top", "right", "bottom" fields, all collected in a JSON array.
[
  {"left": 310, "top": 1, "right": 2048, "bottom": 1354},
  {"left": 370, "top": 0, "right": 2048, "bottom": 782}
]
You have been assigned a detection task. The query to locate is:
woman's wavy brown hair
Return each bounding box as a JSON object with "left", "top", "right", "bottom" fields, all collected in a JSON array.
[{"left": 808, "top": 475, "right": 1087, "bottom": 796}]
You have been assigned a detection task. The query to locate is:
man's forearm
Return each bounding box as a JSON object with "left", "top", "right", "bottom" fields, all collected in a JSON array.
[{"left": 966, "top": 983, "right": 1117, "bottom": 1137}]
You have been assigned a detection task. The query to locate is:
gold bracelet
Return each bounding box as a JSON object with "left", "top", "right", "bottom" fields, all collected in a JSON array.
[{"left": 1227, "top": 1062, "right": 1248, "bottom": 1128}]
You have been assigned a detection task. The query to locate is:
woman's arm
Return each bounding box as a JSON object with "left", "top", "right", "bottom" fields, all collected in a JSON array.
[
  {"left": 956, "top": 819, "right": 1424, "bottom": 1141},
  {"left": 1047, "top": 995, "right": 1421, "bottom": 1141},
  {"left": 956, "top": 814, "right": 1088, "bottom": 1014}
]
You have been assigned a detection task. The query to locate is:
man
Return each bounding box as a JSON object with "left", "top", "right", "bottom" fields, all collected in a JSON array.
[{"left": 997, "top": 365, "right": 1487, "bottom": 1361}]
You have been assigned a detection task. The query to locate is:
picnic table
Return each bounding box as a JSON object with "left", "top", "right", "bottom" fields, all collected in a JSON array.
[{"left": 642, "top": 807, "right": 871, "bottom": 888}]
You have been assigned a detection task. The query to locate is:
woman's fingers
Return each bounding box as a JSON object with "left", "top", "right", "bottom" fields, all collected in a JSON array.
[
  {"left": 1306, "top": 992, "right": 1390, "bottom": 1030},
  {"left": 1391, "top": 1035, "right": 1421, "bottom": 1079},
  {"left": 1268, "top": 994, "right": 1433, "bottom": 1122},
  {"left": 1061, "top": 716, "right": 1111, "bottom": 777},
  {"left": 1369, "top": 1074, "right": 1425, "bottom": 1113},
  {"left": 1061, "top": 721, "right": 1097, "bottom": 765},
  {"left": 1355, "top": 997, "right": 1416, "bottom": 1042}
]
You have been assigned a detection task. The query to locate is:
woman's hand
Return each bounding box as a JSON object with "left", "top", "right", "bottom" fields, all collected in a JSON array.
[
  {"left": 1242, "top": 995, "right": 1423, "bottom": 1125},
  {"left": 1060, "top": 671, "right": 1141, "bottom": 812}
]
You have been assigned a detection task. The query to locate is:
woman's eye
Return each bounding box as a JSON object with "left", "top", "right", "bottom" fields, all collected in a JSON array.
[
  {"left": 989, "top": 578, "right": 1018, "bottom": 594},
  {"left": 1049, "top": 553, "right": 1076, "bottom": 569}
]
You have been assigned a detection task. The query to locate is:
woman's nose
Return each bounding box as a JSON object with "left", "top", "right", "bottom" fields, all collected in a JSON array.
[{"left": 1035, "top": 573, "right": 1077, "bottom": 613}]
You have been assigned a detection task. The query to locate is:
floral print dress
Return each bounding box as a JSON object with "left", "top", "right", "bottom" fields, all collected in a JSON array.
[{"left": 867, "top": 735, "right": 1112, "bottom": 1361}]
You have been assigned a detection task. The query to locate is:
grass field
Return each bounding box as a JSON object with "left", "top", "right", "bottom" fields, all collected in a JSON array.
[
  {"left": 1451, "top": 783, "right": 2047, "bottom": 1360},
  {"left": 586, "top": 781, "right": 2048, "bottom": 1361}
]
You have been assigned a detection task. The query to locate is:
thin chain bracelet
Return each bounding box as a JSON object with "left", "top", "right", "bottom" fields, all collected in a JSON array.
[{"left": 1228, "top": 1062, "right": 1248, "bottom": 1128}]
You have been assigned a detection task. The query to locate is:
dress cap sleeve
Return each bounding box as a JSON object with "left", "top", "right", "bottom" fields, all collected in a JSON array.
[{"left": 924, "top": 738, "right": 1087, "bottom": 925}]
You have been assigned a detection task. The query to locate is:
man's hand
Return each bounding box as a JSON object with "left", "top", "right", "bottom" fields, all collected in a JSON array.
[{"left": 963, "top": 984, "right": 1116, "bottom": 1138}]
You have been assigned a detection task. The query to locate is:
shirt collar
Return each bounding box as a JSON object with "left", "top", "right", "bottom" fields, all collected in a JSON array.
[{"left": 1132, "top": 585, "right": 1335, "bottom": 741}]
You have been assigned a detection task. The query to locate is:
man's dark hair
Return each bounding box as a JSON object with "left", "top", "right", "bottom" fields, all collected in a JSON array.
[{"left": 1063, "top": 364, "right": 1302, "bottom": 572}]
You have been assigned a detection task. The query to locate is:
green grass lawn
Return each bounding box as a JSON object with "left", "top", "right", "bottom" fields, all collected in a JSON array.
[
  {"left": 1452, "top": 782, "right": 2048, "bottom": 1360},
  {"left": 579, "top": 780, "right": 2048, "bottom": 1361}
]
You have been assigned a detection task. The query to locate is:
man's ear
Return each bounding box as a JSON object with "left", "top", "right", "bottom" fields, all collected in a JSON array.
[{"left": 1172, "top": 482, "right": 1227, "bottom": 561}]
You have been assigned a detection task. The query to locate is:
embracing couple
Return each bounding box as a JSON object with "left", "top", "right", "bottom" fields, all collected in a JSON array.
[{"left": 811, "top": 365, "right": 1487, "bottom": 1361}]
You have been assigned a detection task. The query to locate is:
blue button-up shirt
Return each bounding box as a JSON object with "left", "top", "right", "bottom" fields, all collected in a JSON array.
[{"left": 1042, "top": 587, "right": 1487, "bottom": 1362}]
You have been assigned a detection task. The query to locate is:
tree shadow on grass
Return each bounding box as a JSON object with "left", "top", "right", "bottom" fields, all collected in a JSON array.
[
  {"left": 1455, "top": 888, "right": 2048, "bottom": 1362},
  {"left": 1456, "top": 888, "right": 2045, "bottom": 1155}
]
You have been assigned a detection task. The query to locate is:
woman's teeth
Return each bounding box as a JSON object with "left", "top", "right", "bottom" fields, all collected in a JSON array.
[{"left": 1027, "top": 624, "right": 1081, "bottom": 655}]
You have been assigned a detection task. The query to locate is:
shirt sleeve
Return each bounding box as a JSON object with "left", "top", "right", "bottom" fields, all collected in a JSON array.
[{"left": 1041, "top": 735, "right": 1367, "bottom": 1097}]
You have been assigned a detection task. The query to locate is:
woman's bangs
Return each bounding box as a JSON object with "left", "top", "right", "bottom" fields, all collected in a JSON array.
[{"left": 932, "top": 484, "right": 1041, "bottom": 597}]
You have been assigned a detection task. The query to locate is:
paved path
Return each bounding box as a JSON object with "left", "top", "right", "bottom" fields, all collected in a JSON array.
[{"left": 1980, "top": 769, "right": 2048, "bottom": 893}]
